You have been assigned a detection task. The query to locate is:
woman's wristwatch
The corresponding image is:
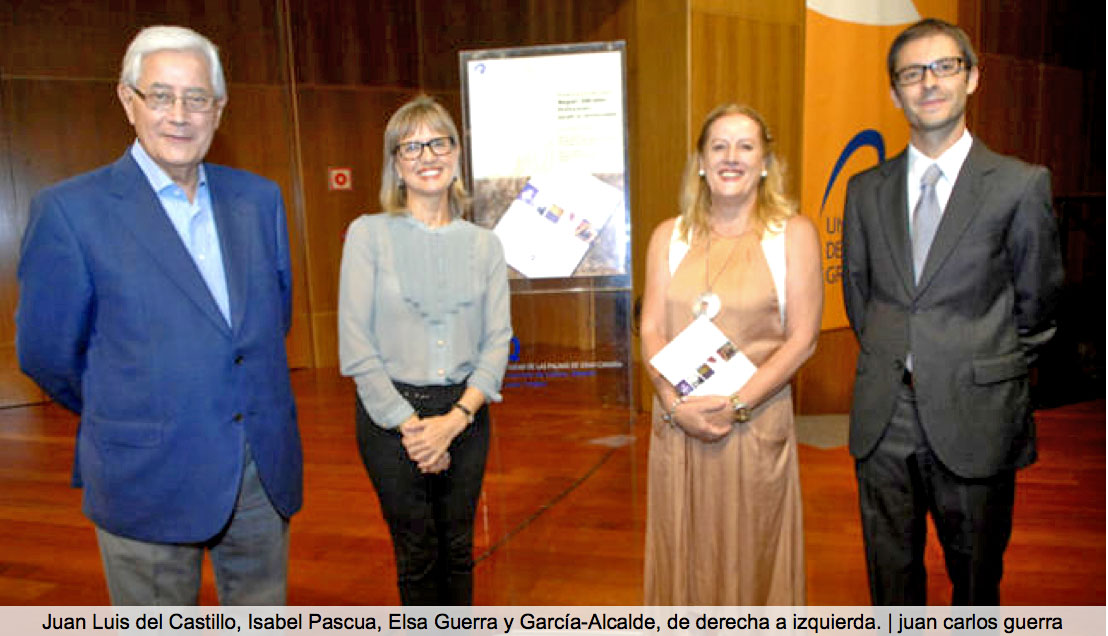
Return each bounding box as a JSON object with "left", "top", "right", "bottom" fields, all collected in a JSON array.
[
  {"left": 729, "top": 394, "right": 751, "bottom": 423},
  {"left": 453, "top": 402, "right": 475, "bottom": 424}
]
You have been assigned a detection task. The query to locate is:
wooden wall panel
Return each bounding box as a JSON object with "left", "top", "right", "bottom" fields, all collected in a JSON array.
[
  {"left": 0, "top": 3, "right": 127, "bottom": 80},
  {"left": 964, "top": 0, "right": 1104, "bottom": 195},
  {"left": 629, "top": 0, "right": 689, "bottom": 282},
  {"left": 416, "top": 0, "right": 632, "bottom": 91},
  {"left": 1085, "top": 69, "right": 1105, "bottom": 195},
  {"left": 630, "top": 0, "right": 689, "bottom": 410},
  {"left": 977, "top": 0, "right": 1045, "bottom": 62},
  {"left": 1041, "top": 1, "right": 1103, "bottom": 71},
  {"left": 973, "top": 54, "right": 1041, "bottom": 164},
  {"left": 795, "top": 327, "right": 858, "bottom": 415},
  {"left": 1037, "top": 65, "right": 1088, "bottom": 197},
  {"left": 4, "top": 81, "right": 132, "bottom": 203},
  {"left": 511, "top": 293, "right": 599, "bottom": 352},
  {"left": 692, "top": 0, "right": 803, "bottom": 23},
  {"left": 689, "top": 5, "right": 804, "bottom": 204},
  {"left": 287, "top": 0, "right": 419, "bottom": 87},
  {"left": 0, "top": 0, "right": 282, "bottom": 84},
  {"left": 0, "top": 78, "right": 44, "bottom": 406}
]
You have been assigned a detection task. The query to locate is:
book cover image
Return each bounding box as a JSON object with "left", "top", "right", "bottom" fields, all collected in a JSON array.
[{"left": 491, "top": 171, "right": 624, "bottom": 279}]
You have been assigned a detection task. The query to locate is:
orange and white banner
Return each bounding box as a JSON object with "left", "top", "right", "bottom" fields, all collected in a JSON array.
[{"left": 801, "top": 0, "right": 957, "bottom": 329}]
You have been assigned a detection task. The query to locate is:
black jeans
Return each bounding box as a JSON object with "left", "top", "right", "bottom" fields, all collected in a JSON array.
[{"left": 355, "top": 383, "right": 489, "bottom": 605}]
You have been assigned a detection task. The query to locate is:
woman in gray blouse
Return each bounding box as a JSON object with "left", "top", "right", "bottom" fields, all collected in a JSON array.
[{"left": 338, "top": 95, "right": 512, "bottom": 605}]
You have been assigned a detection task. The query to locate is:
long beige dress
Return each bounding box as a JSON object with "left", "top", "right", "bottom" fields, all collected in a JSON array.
[{"left": 644, "top": 227, "right": 806, "bottom": 605}]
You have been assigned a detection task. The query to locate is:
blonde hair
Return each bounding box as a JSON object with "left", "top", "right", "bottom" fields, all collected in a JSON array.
[
  {"left": 677, "top": 103, "right": 796, "bottom": 240},
  {"left": 379, "top": 95, "right": 470, "bottom": 217}
]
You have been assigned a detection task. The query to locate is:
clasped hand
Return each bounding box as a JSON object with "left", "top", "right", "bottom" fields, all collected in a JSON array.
[
  {"left": 401, "top": 411, "right": 466, "bottom": 474},
  {"left": 671, "top": 395, "right": 733, "bottom": 442}
]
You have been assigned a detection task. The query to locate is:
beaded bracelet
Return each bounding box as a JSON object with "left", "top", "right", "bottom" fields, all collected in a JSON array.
[{"left": 661, "top": 395, "right": 685, "bottom": 425}]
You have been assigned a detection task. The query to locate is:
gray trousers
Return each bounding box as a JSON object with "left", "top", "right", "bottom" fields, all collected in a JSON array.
[
  {"left": 856, "top": 382, "right": 1016, "bottom": 605},
  {"left": 95, "top": 446, "right": 289, "bottom": 605}
]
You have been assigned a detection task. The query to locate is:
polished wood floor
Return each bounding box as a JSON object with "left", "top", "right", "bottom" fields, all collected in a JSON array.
[{"left": 0, "top": 368, "right": 1102, "bottom": 605}]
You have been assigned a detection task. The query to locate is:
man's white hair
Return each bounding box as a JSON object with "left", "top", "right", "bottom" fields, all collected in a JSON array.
[{"left": 120, "top": 25, "right": 226, "bottom": 99}]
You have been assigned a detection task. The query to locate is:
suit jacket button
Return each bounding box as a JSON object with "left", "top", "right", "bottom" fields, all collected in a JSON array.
[
  {"left": 232, "top": 413, "right": 243, "bottom": 422},
  {"left": 234, "top": 355, "right": 244, "bottom": 365}
]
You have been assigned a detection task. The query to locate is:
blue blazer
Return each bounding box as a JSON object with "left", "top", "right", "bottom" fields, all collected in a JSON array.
[{"left": 17, "top": 151, "right": 303, "bottom": 543}]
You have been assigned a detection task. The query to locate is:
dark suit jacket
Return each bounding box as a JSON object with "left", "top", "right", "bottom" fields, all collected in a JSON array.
[
  {"left": 17, "top": 151, "right": 303, "bottom": 543},
  {"left": 842, "top": 140, "right": 1063, "bottom": 479}
]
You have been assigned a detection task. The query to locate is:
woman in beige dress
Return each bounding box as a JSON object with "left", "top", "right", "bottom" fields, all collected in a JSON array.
[{"left": 641, "top": 103, "right": 823, "bottom": 605}]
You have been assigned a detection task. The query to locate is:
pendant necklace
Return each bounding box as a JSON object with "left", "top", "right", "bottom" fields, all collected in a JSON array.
[{"left": 692, "top": 230, "right": 742, "bottom": 319}]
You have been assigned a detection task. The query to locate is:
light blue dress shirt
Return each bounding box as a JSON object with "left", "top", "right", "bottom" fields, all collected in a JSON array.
[
  {"left": 338, "top": 213, "right": 512, "bottom": 428},
  {"left": 130, "top": 141, "right": 231, "bottom": 325}
]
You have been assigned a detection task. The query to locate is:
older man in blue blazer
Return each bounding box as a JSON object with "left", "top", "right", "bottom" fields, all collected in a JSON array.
[{"left": 16, "top": 25, "right": 302, "bottom": 605}]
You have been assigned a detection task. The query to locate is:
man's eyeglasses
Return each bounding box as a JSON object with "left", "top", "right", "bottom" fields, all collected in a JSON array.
[
  {"left": 394, "top": 136, "right": 455, "bottom": 160},
  {"left": 129, "top": 85, "right": 218, "bottom": 113},
  {"left": 893, "top": 56, "right": 967, "bottom": 86}
]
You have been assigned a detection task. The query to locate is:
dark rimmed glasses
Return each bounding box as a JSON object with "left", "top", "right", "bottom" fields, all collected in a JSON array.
[
  {"left": 893, "top": 56, "right": 967, "bottom": 86},
  {"left": 394, "top": 136, "right": 455, "bottom": 160}
]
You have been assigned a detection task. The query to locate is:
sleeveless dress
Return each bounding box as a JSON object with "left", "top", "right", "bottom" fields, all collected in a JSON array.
[{"left": 643, "top": 224, "right": 806, "bottom": 605}]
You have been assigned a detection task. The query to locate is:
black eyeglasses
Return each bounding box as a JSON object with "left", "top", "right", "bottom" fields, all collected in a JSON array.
[
  {"left": 893, "top": 57, "right": 968, "bottom": 86},
  {"left": 394, "top": 136, "right": 455, "bottom": 160},
  {"left": 129, "top": 85, "right": 218, "bottom": 113}
]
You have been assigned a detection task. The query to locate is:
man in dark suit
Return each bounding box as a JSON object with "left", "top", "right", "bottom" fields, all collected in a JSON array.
[
  {"left": 842, "top": 18, "right": 1063, "bottom": 605},
  {"left": 16, "top": 25, "right": 302, "bottom": 605}
]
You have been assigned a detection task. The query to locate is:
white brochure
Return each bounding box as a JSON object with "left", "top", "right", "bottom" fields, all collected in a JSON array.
[{"left": 649, "top": 316, "right": 757, "bottom": 397}]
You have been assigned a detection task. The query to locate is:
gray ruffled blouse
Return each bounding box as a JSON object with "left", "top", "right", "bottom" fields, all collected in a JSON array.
[{"left": 338, "top": 212, "right": 512, "bottom": 428}]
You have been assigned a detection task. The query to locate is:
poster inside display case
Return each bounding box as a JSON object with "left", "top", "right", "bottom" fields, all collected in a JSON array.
[
  {"left": 460, "top": 42, "right": 630, "bottom": 284},
  {"left": 460, "top": 42, "right": 633, "bottom": 413}
]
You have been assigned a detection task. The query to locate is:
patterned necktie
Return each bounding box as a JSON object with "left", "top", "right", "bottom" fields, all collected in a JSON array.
[{"left": 912, "top": 163, "right": 942, "bottom": 283}]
